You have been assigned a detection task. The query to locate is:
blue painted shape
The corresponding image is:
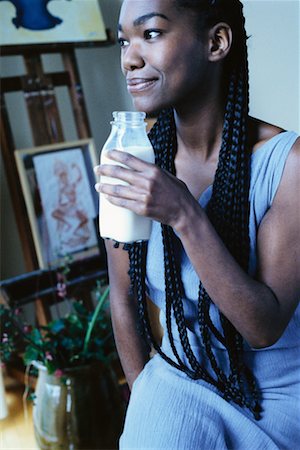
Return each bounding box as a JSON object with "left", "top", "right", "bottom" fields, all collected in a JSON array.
[{"left": 1, "top": 0, "right": 71, "bottom": 31}]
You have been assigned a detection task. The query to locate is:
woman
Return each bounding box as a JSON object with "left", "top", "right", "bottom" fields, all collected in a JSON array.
[{"left": 96, "top": 0, "right": 300, "bottom": 448}]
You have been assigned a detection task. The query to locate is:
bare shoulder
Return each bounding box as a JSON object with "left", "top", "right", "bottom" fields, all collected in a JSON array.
[
  {"left": 255, "top": 117, "right": 299, "bottom": 249},
  {"left": 257, "top": 124, "right": 299, "bottom": 224},
  {"left": 255, "top": 127, "right": 300, "bottom": 316},
  {"left": 248, "top": 116, "right": 286, "bottom": 153},
  {"left": 273, "top": 133, "right": 300, "bottom": 208}
]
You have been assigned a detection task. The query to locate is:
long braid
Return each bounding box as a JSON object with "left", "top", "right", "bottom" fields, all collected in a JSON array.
[
  {"left": 157, "top": 116, "right": 205, "bottom": 374},
  {"left": 127, "top": 239, "right": 219, "bottom": 385},
  {"left": 127, "top": 112, "right": 219, "bottom": 385},
  {"left": 204, "top": 3, "right": 260, "bottom": 416},
  {"left": 159, "top": 112, "right": 219, "bottom": 382},
  {"left": 122, "top": 0, "right": 261, "bottom": 420}
]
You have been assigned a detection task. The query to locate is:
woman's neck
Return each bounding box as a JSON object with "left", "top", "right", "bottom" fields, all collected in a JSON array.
[{"left": 173, "top": 88, "right": 225, "bottom": 162}]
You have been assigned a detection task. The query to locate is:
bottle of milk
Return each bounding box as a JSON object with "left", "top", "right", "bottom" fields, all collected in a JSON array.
[{"left": 99, "top": 111, "right": 155, "bottom": 243}]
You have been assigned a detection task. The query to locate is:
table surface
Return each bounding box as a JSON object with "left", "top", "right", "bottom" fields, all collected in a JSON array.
[{"left": 0, "top": 380, "right": 38, "bottom": 450}]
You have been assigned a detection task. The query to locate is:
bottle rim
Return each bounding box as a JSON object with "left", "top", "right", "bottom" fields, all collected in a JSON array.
[{"left": 112, "top": 111, "right": 146, "bottom": 123}]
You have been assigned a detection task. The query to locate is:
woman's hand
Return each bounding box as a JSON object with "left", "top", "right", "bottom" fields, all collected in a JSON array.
[{"left": 94, "top": 149, "right": 197, "bottom": 229}]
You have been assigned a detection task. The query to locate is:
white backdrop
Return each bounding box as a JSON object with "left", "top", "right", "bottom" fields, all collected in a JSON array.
[{"left": 243, "top": 0, "right": 300, "bottom": 132}]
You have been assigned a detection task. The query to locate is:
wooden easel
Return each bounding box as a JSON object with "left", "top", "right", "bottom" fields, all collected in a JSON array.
[{"left": 0, "top": 33, "right": 114, "bottom": 324}]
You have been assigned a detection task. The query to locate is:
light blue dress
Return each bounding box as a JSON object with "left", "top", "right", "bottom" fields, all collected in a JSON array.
[{"left": 119, "top": 131, "right": 300, "bottom": 450}]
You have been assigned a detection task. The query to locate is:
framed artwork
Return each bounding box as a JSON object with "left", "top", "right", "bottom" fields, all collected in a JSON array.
[
  {"left": 14, "top": 139, "right": 101, "bottom": 269},
  {"left": 0, "top": 0, "right": 109, "bottom": 55}
]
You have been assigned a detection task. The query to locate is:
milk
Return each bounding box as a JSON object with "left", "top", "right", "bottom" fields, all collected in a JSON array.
[{"left": 99, "top": 146, "right": 155, "bottom": 243}]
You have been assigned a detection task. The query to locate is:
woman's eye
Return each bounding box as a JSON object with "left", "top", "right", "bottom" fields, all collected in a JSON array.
[
  {"left": 118, "top": 37, "right": 129, "bottom": 47},
  {"left": 144, "top": 30, "right": 161, "bottom": 40}
]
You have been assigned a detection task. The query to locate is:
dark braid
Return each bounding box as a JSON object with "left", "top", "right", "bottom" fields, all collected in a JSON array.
[{"left": 123, "top": 0, "right": 261, "bottom": 419}]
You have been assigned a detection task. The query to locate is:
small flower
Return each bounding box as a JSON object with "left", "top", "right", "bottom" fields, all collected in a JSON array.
[
  {"left": 54, "top": 369, "right": 64, "bottom": 378},
  {"left": 45, "top": 351, "right": 53, "bottom": 361},
  {"left": 57, "top": 272, "right": 65, "bottom": 283},
  {"left": 57, "top": 282, "right": 67, "bottom": 298},
  {"left": 14, "top": 308, "right": 22, "bottom": 315},
  {"left": 2, "top": 333, "right": 9, "bottom": 343},
  {"left": 23, "top": 325, "right": 32, "bottom": 334}
]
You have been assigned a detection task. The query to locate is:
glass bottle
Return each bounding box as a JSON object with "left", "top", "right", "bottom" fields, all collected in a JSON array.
[{"left": 99, "top": 111, "right": 155, "bottom": 243}]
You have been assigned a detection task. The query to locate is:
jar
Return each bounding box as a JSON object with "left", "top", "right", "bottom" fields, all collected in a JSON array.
[{"left": 99, "top": 111, "right": 155, "bottom": 243}]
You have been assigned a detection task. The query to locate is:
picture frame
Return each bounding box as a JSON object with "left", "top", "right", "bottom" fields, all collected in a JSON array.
[
  {"left": 0, "top": 0, "right": 111, "bottom": 55},
  {"left": 14, "top": 139, "right": 101, "bottom": 269}
]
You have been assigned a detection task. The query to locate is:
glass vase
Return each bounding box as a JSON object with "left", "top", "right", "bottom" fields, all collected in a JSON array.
[{"left": 32, "top": 362, "right": 124, "bottom": 449}]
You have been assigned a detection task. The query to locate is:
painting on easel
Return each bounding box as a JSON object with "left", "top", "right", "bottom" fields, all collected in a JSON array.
[
  {"left": 14, "top": 139, "right": 100, "bottom": 269},
  {"left": 0, "top": 0, "right": 107, "bottom": 52}
]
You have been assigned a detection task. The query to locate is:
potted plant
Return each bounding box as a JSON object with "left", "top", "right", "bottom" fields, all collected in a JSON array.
[{"left": 0, "top": 274, "right": 125, "bottom": 450}]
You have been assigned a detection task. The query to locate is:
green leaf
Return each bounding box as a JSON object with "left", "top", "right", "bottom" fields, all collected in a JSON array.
[
  {"left": 45, "top": 360, "right": 57, "bottom": 374},
  {"left": 49, "top": 319, "right": 65, "bottom": 333},
  {"left": 83, "top": 285, "right": 110, "bottom": 355},
  {"left": 72, "top": 301, "right": 88, "bottom": 316},
  {"left": 30, "top": 329, "right": 44, "bottom": 346},
  {"left": 24, "top": 346, "right": 42, "bottom": 365}
]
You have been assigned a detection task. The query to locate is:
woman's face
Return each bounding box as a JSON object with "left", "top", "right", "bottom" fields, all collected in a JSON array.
[{"left": 118, "top": 0, "right": 212, "bottom": 114}]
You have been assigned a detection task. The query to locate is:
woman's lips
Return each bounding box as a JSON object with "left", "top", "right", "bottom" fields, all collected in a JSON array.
[{"left": 126, "top": 78, "right": 157, "bottom": 93}]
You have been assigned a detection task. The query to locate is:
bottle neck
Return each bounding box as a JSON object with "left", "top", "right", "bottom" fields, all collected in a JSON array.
[{"left": 112, "top": 111, "right": 146, "bottom": 127}]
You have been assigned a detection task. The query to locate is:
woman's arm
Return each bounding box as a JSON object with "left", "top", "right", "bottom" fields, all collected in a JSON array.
[
  {"left": 168, "top": 140, "right": 300, "bottom": 348},
  {"left": 176, "top": 175, "right": 300, "bottom": 348},
  {"left": 97, "top": 139, "right": 300, "bottom": 348},
  {"left": 105, "top": 239, "right": 150, "bottom": 389}
]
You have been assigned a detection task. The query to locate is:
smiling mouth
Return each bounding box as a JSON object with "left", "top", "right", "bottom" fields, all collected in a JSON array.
[{"left": 126, "top": 78, "right": 158, "bottom": 93}]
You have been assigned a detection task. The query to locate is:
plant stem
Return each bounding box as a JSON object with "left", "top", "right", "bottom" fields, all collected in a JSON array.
[{"left": 83, "top": 285, "right": 110, "bottom": 355}]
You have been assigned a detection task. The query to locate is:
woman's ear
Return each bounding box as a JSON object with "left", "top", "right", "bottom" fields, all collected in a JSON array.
[{"left": 208, "top": 23, "right": 232, "bottom": 62}]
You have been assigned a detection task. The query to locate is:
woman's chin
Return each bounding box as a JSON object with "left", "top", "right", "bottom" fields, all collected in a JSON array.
[{"left": 132, "top": 97, "right": 164, "bottom": 116}]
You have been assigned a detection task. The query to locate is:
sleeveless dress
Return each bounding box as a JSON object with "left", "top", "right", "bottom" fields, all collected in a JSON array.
[{"left": 119, "top": 131, "right": 300, "bottom": 450}]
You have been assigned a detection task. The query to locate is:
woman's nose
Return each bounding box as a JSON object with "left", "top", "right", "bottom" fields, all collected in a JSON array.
[{"left": 122, "top": 44, "right": 145, "bottom": 72}]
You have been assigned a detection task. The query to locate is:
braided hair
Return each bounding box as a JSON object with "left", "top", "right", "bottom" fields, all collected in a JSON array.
[{"left": 123, "top": 0, "right": 262, "bottom": 419}]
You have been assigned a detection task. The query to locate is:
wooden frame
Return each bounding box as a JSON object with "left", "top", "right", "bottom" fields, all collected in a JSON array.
[
  {"left": 0, "top": 256, "right": 108, "bottom": 321},
  {"left": 14, "top": 139, "right": 100, "bottom": 269},
  {"left": 0, "top": 0, "right": 113, "bottom": 55}
]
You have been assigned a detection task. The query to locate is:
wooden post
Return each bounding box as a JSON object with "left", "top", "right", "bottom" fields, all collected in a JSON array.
[
  {"left": 62, "top": 50, "right": 91, "bottom": 139},
  {"left": 23, "top": 54, "right": 64, "bottom": 145}
]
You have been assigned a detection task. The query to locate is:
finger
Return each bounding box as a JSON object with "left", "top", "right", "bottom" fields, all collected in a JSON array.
[
  {"left": 93, "top": 165, "right": 101, "bottom": 176},
  {"left": 99, "top": 182, "right": 145, "bottom": 201},
  {"left": 104, "top": 194, "right": 151, "bottom": 217},
  {"left": 99, "top": 163, "right": 146, "bottom": 187},
  {"left": 104, "top": 194, "right": 137, "bottom": 211},
  {"left": 106, "top": 149, "right": 152, "bottom": 171}
]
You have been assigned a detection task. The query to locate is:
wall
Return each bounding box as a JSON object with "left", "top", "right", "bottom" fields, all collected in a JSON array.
[
  {"left": 0, "top": 0, "right": 299, "bottom": 279},
  {"left": 243, "top": 0, "right": 300, "bottom": 132}
]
